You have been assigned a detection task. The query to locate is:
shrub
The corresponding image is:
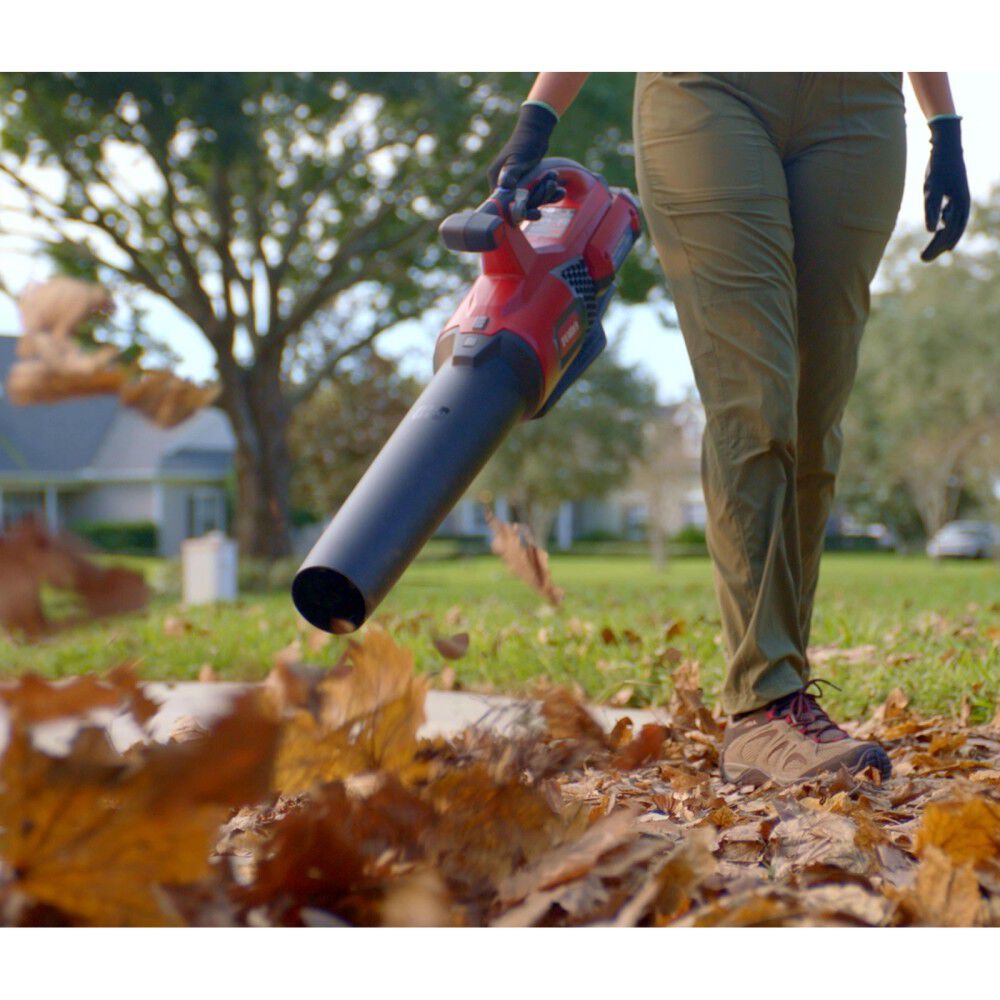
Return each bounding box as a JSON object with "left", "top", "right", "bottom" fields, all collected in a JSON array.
[
  {"left": 573, "top": 529, "right": 624, "bottom": 543},
  {"left": 671, "top": 525, "right": 706, "bottom": 546},
  {"left": 73, "top": 520, "right": 159, "bottom": 555}
]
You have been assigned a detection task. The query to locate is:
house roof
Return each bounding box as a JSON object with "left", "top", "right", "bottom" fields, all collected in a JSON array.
[
  {"left": 0, "top": 337, "right": 121, "bottom": 474},
  {"left": 0, "top": 335, "right": 234, "bottom": 483}
]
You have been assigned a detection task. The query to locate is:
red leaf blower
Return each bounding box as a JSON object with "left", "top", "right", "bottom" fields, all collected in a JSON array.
[{"left": 292, "top": 158, "right": 642, "bottom": 633}]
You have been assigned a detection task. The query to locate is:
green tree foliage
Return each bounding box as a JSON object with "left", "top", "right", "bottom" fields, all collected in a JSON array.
[
  {"left": 476, "top": 337, "right": 658, "bottom": 544},
  {"left": 0, "top": 72, "right": 657, "bottom": 556},
  {"left": 288, "top": 351, "right": 419, "bottom": 521},
  {"left": 840, "top": 191, "right": 1000, "bottom": 538}
]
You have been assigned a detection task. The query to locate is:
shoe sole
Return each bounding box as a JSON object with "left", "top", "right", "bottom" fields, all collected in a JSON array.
[{"left": 721, "top": 745, "right": 892, "bottom": 788}]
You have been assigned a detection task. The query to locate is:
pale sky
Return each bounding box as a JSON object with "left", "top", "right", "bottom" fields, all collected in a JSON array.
[{"left": 1, "top": 72, "right": 997, "bottom": 401}]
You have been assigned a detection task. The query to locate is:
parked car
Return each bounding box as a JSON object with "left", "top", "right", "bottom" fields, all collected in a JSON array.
[
  {"left": 926, "top": 520, "right": 1000, "bottom": 560},
  {"left": 824, "top": 514, "right": 897, "bottom": 552}
]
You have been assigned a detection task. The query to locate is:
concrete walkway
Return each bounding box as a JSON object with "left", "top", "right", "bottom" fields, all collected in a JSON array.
[{"left": 0, "top": 680, "right": 669, "bottom": 756}]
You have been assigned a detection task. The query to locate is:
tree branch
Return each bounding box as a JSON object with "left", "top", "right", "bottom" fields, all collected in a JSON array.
[
  {"left": 0, "top": 162, "right": 171, "bottom": 302},
  {"left": 270, "top": 166, "right": 481, "bottom": 357},
  {"left": 288, "top": 315, "right": 386, "bottom": 406},
  {"left": 132, "top": 128, "right": 221, "bottom": 335}
]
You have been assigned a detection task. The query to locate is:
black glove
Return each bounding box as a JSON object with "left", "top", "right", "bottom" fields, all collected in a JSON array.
[
  {"left": 921, "top": 116, "right": 971, "bottom": 262},
  {"left": 487, "top": 102, "right": 558, "bottom": 191}
]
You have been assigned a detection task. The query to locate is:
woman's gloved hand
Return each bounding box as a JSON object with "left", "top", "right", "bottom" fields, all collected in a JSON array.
[
  {"left": 487, "top": 101, "right": 558, "bottom": 191},
  {"left": 921, "top": 116, "right": 971, "bottom": 262}
]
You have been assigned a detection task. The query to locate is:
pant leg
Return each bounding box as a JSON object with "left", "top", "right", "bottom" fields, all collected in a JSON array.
[
  {"left": 632, "top": 72, "right": 807, "bottom": 715},
  {"left": 786, "top": 73, "right": 907, "bottom": 650}
]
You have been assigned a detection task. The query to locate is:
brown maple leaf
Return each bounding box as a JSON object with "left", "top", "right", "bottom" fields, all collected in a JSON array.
[
  {"left": 119, "top": 370, "right": 221, "bottom": 430},
  {"left": 0, "top": 690, "right": 279, "bottom": 926},
  {"left": 0, "top": 518, "right": 149, "bottom": 639},
  {"left": 915, "top": 794, "right": 1000, "bottom": 869},
  {"left": 432, "top": 632, "right": 470, "bottom": 660},
  {"left": 541, "top": 687, "right": 609, "bottom": 748},
  {"left": 612, "top": 724, "right": 667, "bottom": 770},
  {"left": 11, "top": 279, "right": 218, "bottom": 429},
  {"left": 898, "top": 845, "right": 985, "bottom": 927},
  {"left": 668, "top": 660, "right": 722, "bottom": 737},
  {"left": 270, "top": 628, "right": 428, "bottom": 795},
  {"left": 484, "top": 508, "right": 564, "bottom": 606},
  {"left": 238, "top": 778, "right": 437, "bottom": 926},
  {"left": 17, "top": 277, "right": 114, "bottom": 339}
]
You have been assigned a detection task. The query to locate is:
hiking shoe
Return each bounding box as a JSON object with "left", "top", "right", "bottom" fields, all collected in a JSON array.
[{"left": 720, "top": 680, "right": 891, "bottom": 787}]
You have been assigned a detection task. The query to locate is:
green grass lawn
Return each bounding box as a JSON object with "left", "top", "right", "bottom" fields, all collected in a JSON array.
[{"left": 3, "top": 552, "right": 998, "bottom": 723}]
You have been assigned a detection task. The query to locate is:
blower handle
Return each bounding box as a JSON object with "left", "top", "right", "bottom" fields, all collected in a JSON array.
[{"left": 439, "top": 158, "right": 584, "bottom": 253}]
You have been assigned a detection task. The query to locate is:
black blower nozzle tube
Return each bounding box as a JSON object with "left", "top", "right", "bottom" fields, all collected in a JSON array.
[{"left": 292, "top": 332, "right": 542, "bottom": 633}]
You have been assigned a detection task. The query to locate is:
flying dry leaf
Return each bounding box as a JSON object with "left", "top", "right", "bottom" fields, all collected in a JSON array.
[
  {"left": 432, "top": 632, "right": 469, "bottom": 660},
  {"left": 607, "top": 717, "right": 633, "bottom": 749},
  {"left": 668, "top": 660, "right": 722, "bottom": 737},
  {"left": 17, "top": 277, "right": 114, "bottom": 338},
  {"left": 12, "top": 279, "right": 218, "bottom": 428},
  {"left": 263, "top": 655, "right": 337, "bottom": 717},
  {"left": 483, "top": 508, "right": 564, "bottom": 606},
  {"left": 162, "top": 616, "right": 193, "bottom": 637},
  {"left": 101, "top": 662, "right": 159, "bottom": 726},
  {"left": 9, "top": 279, "right": 122, "bottom": 405},
  {"left": 541, "top": 687, "right": 609, "bottom": 748},
  {"left": 0, "top": 691, "right": 279, "bottom": 926},
  {"left": 271, "top": 628, "right": 428, "bottom": 794},
  {"left": 612, "top": 724, "right": 667, "bottom": 771},
  {"left": 0, "top": 673, "right": 123, "bottom": 724},
  {"left": 609, "top": 686, "right": 634, "bottom": 707},
  {"left": 0, "top": 518, "right": 81, "bottom": 638},
  {"left": 317, "top": 627, "right": 427, "bottom": 731},
  {"left": 6, "top": 340, "right": 125, "bottom": 405},
  {"left": 74, "top": 563, "right": 149, "bottom": 619},
  {"left": 118, "top": 370, "right": 221, "bottom": 429},
  {"left": 663, "top": 619, "right": 686, "bottom": 641},
  {"left": 272, "top": 710, "right": 387, "bottom": 795},
  {"left": 0, "top": 519, "right": 150, "bottom": 640},
  {"left": 238, "top": 778, "right": 436, "bottom": 927}
]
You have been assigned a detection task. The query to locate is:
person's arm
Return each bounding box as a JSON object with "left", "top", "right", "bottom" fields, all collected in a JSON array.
[
  {"left": 908, "top": 72, "right": 957, "bottom": 119},
  {"left": 486, "top": 73, "right": 591, "bottom": 191},
  {"left": 907, "top": 72, "right": 970, "bottom": 261},
  {"left": 524, "top": 73, "right": 591, "bottom": 118}
]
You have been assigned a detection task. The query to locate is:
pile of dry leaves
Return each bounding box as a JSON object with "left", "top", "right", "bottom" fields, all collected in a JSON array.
[
  {"left": 0, "top": 629, "right": 997, "bottom": 927},
  {"left": 11, "top": 277, "right": 219, "bottom": 428}
]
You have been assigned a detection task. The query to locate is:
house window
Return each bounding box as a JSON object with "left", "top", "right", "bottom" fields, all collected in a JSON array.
[{"left": 186, "top": 490, "right": 225, "bottom": 538}]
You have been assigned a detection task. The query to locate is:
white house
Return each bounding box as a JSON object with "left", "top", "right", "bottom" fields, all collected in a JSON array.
[
  {"left": 0, "top": 335, "right": 235, "bottom": 554},
  {"left": 438, "top": 397, "right": 708, "bottom": 549}
]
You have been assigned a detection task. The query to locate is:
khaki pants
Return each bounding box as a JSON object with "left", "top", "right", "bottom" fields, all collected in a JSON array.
[{"left": 632, "top": 73, "right": 906, "bottom": 715}]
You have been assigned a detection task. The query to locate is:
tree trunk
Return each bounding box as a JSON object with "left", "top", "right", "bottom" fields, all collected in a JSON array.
[
  {"left": 219, "top": 359, "right": 294, "bottom": 559},
  {"left": 527, "top": 505, "right": 558, "bottom": 551},
  {"left": 649, "top": 524, "right": 667, "bottom": 571}
]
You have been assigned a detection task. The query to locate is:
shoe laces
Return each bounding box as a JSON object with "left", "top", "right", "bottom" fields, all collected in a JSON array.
[{"left": 767, "top": 679, "right": 848, "bottom": 743}]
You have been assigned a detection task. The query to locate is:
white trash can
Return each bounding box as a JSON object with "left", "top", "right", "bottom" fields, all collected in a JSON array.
[{"left": 182, "top": 531, "right": 238, "bottom": 606}]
